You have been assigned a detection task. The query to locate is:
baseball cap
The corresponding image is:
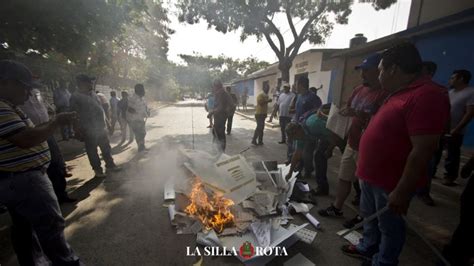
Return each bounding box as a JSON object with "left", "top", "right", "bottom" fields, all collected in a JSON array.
[
  {"left": 355, "top": 53, "right": 382, "bottom": 70},
  {"left": 0, "top": 60, "right": 42, "bottom": 88},
  {"left": 282, "top": 82, "right": 290, "bottom": 88},
  {"left": 76, "top": 74, "right": 96, "bottom": 83}
]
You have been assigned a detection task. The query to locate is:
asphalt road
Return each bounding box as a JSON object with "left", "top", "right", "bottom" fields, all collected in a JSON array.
[{"left": 0, "top": 101, "right": 464, "bottom": 265}]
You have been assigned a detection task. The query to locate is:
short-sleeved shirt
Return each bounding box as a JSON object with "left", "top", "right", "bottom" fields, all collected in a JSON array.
[
  {"left": 295, "top": 92, "right": 322, "bottom": 121},
  {"left": 449, "top": 87, "right": 474, "bottom": 133},
  {"left": 70, "top": 91, "right": 107, "bottom": 135},
  {"left": 356, "top": 76, "right": 450, "bottom": 192},
  {"left": 110, "top": 97, "right": 120, "bottom": 117},
  {"left": 346, "top": 85, "right": 388, "bottom": 150},
  {"left": 0, "top": 100, "right": 51, "bottom": 172},
  {"left": 255, "top": 93, "right": 270, "bottom": 115},
  {"left": 277, "top": 92, "right": 296, "bottom": 118},
  {"left": 127, "top": 94, "right": 148, "bottom": 122},
  {"left": 295, "top": 113, "right": 330, "bottom": 150}
]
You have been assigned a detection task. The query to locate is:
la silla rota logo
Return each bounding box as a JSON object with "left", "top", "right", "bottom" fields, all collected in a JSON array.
[{"left": 239, "top": 241, "right": 255, "bottom": 259}]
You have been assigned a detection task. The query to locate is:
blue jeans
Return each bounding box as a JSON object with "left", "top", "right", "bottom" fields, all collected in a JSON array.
[{"left": 357, "top": 181, "right": 406, "bottom": 266}]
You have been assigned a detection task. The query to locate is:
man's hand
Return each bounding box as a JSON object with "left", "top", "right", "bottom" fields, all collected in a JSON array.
[
  {"left": 388, "top": 189, "right": 411, "bottom": 215},
  {"left": 55, "top": 112, "right": 77, "bottom": 125}
]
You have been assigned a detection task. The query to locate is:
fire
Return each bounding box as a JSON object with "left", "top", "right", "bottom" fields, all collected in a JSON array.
[{"left": 184, "top": 178, "right": 235, "bottom": 233}]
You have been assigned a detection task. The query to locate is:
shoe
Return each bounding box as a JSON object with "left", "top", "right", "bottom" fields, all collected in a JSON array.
[
  {"left": 343, "top": 215, "right": 363, "bottom": 229},
  {"left": 94, "top": 169, "right": 106, "bottom": 178},
  {"left": 251, "top": 141, "right": 258, "bottom": 146},
  {"left": 106, "top": 165, "right": 122, "bottom": 172},
  {"left": 278, "top": 140, "right": 286, "bottom": 144},
  {"left": 341, "top": 244, "right": 372, "bottom": 261},
  {"left": 419, "top": 194, "right": 435, "bottom": 206},
  {"left": 257, "top": 142, "right": 264, "bottom": 146},
  {"left": 226, "top": 132, "right": 231, "bottom": 135},
  {"left": 311, "top": 186, "right": 329, "bottom": 196},
  {"left": 318, "top": 204, "right": 343, "bottom": 217}
]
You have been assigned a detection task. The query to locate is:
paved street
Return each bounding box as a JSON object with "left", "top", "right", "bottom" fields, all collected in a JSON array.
[{"left": 0, "top": 100, "right": 466, "bottom": 265}]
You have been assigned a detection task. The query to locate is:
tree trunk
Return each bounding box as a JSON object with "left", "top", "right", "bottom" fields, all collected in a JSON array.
[{"left": 279, "top": 59, "right": 292, "bottom": 83}]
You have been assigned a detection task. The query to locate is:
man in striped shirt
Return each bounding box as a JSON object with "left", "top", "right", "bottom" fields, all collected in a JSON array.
[{"left": 0, "top": 60, "right": 80, "bottom": 265}]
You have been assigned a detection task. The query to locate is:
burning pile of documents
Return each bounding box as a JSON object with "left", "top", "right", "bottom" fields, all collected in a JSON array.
[{"left": 164, "top": 149, "right": 320, "bottom": 263}]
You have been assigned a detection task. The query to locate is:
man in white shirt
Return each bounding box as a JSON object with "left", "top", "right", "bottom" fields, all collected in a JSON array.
[
  {"left": 127, "top": 84, "right": 149, "bottom": 152},
  {"left": 276, "top": 82, "right": 295, "bottom": 144},
  {"left": 109, "top": 90, "right": 120, "bottom": 135}
]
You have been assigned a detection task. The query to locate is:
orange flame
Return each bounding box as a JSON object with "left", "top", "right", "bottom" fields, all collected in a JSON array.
[{"left": 184, "top": 178, "right": 235, "bottom": 233}]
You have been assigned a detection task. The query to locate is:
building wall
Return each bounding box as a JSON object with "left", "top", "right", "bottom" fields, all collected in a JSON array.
[
  {"left": 408, "top": 0, "right": 474, "bottom": 28},
  {"left": 233, "top": 79, "right": 255, "bottom": 105},
  {"left": 253, "top": 73, "right": 278, "bottom": 107},
  {"left": 289, "top": 51, "right": 333, "bottom": 103}
]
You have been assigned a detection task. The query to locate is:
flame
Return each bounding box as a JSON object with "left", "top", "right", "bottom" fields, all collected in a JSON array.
[{"left": 184, "top": 178, "right": 235, "bottom": 233}]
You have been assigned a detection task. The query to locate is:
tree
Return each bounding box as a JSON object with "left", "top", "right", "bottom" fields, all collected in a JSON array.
[{"left": 176, "top": 0, "right": 396, "bottom": 82}]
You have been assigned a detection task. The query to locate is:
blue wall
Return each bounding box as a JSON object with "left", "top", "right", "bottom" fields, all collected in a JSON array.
[
  {"left": 233, "top": 79, "right": 254, "bottom": 96},
  {"left": 414, "top": 21, "right": 474, "bottom": 87}
]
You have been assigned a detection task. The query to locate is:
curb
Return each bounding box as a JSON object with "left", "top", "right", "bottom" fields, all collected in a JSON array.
[{"left": 234, "top": 111, "right": 280, "bottom": 128}]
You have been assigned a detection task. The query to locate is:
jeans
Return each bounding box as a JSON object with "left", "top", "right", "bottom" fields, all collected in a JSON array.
[
  {"left": 119, "top": 116, "right": 134, "bottom": 142},
  {"left": 0, "top": 170, "right": 80, "bottom": 265},
  {"left": 213, "top": 113, "right": 227, "bottom": 152},
  {"left": 47, "top": 136, "right": 68, "bottom": 199},
  {"left": 252, "top": 114, "right": 267, "bottom": 144},
  {"left": 315, "top": 139, "right": 329, "bottom": 189},
  {"left": 443, "top": 176, "right": 474, "bottom": 265},
  {"left": 130, "top": 120, "right": 146, "bottom": 151},
  {"left": 357, "top": 181, "right": 406, "bottom": 266},
  {"left": 84, "top": 129, "right": 115, "bottom": 171},
  {"left": 226, "top": 112, "right": 235, "bottom": 134},
  {"left": 279, "top": 116, "right": 291, "bottom": 142},
  {"left": 444, "top": 134, "right": 464, "bottom": 180}
]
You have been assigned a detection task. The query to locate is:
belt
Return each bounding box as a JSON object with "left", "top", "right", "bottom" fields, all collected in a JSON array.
[{"left": 0, "top": 167, "right": 47, "bottom": 178}]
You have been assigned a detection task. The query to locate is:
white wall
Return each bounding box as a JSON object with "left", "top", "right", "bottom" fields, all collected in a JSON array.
[{"left": 253, "top": 73, "right": 278, "bottom": 108}]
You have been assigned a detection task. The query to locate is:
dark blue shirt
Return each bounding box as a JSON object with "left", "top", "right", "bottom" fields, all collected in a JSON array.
[{"left": 295, "top": 91, "right": 322, "bottom": 121}]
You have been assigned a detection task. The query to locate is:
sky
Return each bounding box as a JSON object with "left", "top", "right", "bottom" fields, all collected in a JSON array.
[{"left": 166, "top": 0, "right": 412, "bottom": 64}]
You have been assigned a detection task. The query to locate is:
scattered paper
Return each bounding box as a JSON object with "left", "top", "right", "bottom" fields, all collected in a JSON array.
[
  {"left": 288, "top": 224, "right": 317, "bottom": 244},
  {"left": 164, "top": 179, "right": 176, "bottom": 201},
  {"left": 289, "top": 202, "right": 310, "bottom": 213},
  {"left": 304, "top": 213, "right": 321, "bottom": 229},
  {"left": 296, "top": 182, "right": 310, "bottom": 192},
  {"left": 250, "top": 221, "right": 271, "bottom": 247},
  {"left": 196, "top": 230, "right": 221, "bottom": 247},
  {"left": 326, "top": 103, "right": 351, "bottom": 139},
  {"left": 337, "top": 229, "right": 362, "bottom": 245},
  {"left": 284, "top": 253, "right": 315, "bottom": 266}
]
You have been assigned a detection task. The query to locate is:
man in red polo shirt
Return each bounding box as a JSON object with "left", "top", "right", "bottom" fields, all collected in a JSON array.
[{"left": 341, "top": 43, "right": 450, "bottom": 265}]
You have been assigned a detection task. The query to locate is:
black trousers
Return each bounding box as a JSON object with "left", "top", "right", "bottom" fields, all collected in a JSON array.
[
  {"left": 226, "top": 112, "right": 235, "bottom": 134},
  {"left": 443, "top": 175, "right": 474, "bottom": 265},
  {"left": 314, "top": 139, "right": 330, "bottom": 189},
  {"left": 252, "top": 114, "right": 267, "bottom": 143},
  {"left": 303, "top": 140, "right": 317, "bottom": 177},
  {"left": 213, "top": 113, "right": 227, "bottom": 152},
  {"left": 46, "top": 137, "right": 68, "bottom": 199},
  {"left": 444, "top": 134, "right": 464, "bottom": 180},
  {"left": 279, "top": 116, "right": 291, "bottom": 142}
]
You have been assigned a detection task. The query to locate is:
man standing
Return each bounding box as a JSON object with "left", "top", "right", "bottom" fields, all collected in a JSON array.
[
  {"left": 127, "top": 84, "right": 149, "bottom": 152},
  {"left": 53, "top": 80, "right": 72, "bottom": 140},
  {"left": 267, "top": 86, "right": 280, "bottom": 123},
  {"left": 276, "top": 82, "right": 295, "bottom": 144},
  {"left": 439, "top": 70, "right": 474, "bottom": 186},
  {"left": 225, "top": 86, "right": 238, "bottom": 135},
  {"left": 0, "top": 60, "right": 80, "bottom": 265},
  {"left": 341, "top": 43, "right": 450, "bottom": 266},
  {"left": 117, "top": 91, "right": 134, "bottom": 143},
  {"left": 241, "top": 87, "right": 249, "bottom": 111},
  {"left": 109, "top": 90, "right": 120, "bottom": 135},
  {"left": 318, "top": 53, "right": 387, "bottom": 219},
  {"left": 294, "top": 76, "right": 322, "bottom": 181},
  {"left": 20, "top": 88, "right": 76, "bottom": 203},
  {"left": 70, "top": 74, "right": 120, "bottom": 177},
  {"left": 208, "top": 80, "right": 232, "bottom": 152},
  {"left": 252, "top": 84, "right": 272, "bottom": 145}
]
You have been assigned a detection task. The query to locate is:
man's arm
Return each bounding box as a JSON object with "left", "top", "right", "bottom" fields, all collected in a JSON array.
[
  {"left": 6, "top": 112, "right": 76, "bottom": 149},
  {"left": 286, "top": 149, "right": 302, "bottom": 179},
  {"left": 388, "top": 135, "right": 440, "bottom": 215},
  {"left": 451, "top": 105, "right": 474, "bottom": 135}
]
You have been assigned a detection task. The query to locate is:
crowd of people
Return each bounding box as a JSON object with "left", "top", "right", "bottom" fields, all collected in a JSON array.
[
  {"left": 0, "top": 59, "right": 150, "bottom": 265},
  {"left": 203, "top": 42, "right": 473, "bottom": 266}
]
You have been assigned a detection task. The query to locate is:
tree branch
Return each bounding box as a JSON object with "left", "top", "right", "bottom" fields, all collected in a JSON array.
[
  {"left": 263, "top": 17, "right": 285, "bottom": 57},
  {"left": 286, "top": 0, "right": 327, "bottom": 58},
  {"left": 285, "top": 0, "right": 298, "bottom": 40},
  {"left": 263, "top": 29, "right": 283, "bottom": 61}
]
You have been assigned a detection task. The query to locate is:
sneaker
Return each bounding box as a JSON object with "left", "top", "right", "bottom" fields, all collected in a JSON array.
[
  {"left": 341, "top": 244, "right": 372, "bottom": 261},
  {"left": 318, "top": 204, "right": 343, "bottom": 217},
  {"left": 251, "top": 140, "right": 258, "bottom": 146},
  {"left": 343, "top": 215, "right": 363, "bottom": 229},
  {"left": 257, "top": 142, "right": 264, "bottom": 146},
  {"left": 106, "top": 165, "right": 122, "bottom": 172},
  {"left": 94, "top": 169, "right": 106, "bottom": 178}
]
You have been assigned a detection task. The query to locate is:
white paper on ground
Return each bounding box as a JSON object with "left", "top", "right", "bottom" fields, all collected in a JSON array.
[
  {"left": 283, "top": 253, "right": 315, "bottom": 266},
  {"left": 250, "top": 221, "right": 271, "bottom": 247},
  {"left": 304, "top": 213, "right": 321, "bottom": 229},
  {"left": 326, "top": 103, "right": 351, "bottom": 139},
  {"left": 164, "top": 179, "right": 176, "bottom": 201},
  {"left": 288, "top": 224, "right": 317, "bottom": 244},
  {"left": 196, "top": 230, "right": 222, "bottom": 247},
  {"left": 337, "top": 229, "right": 362, "bottom": 245},
  {"left": 286, "top": 175, "right": 297, "bottom": 201},
  {"left": 168, "top": 204, "right": 177, "bottom": 223},
  {"left": 289, "top": 202, "right": 310, "bottom": 213},
  {"left": 296, "top": 182, "right": 310, "bottom": 192}
]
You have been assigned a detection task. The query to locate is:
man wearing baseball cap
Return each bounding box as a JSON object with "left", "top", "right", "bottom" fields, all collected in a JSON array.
[
  {"left": 318, "top": 53, "right": 388, "bottom": 228},
  {"left": 0, "top": 60, "right": 80, "bottom": 265}
]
